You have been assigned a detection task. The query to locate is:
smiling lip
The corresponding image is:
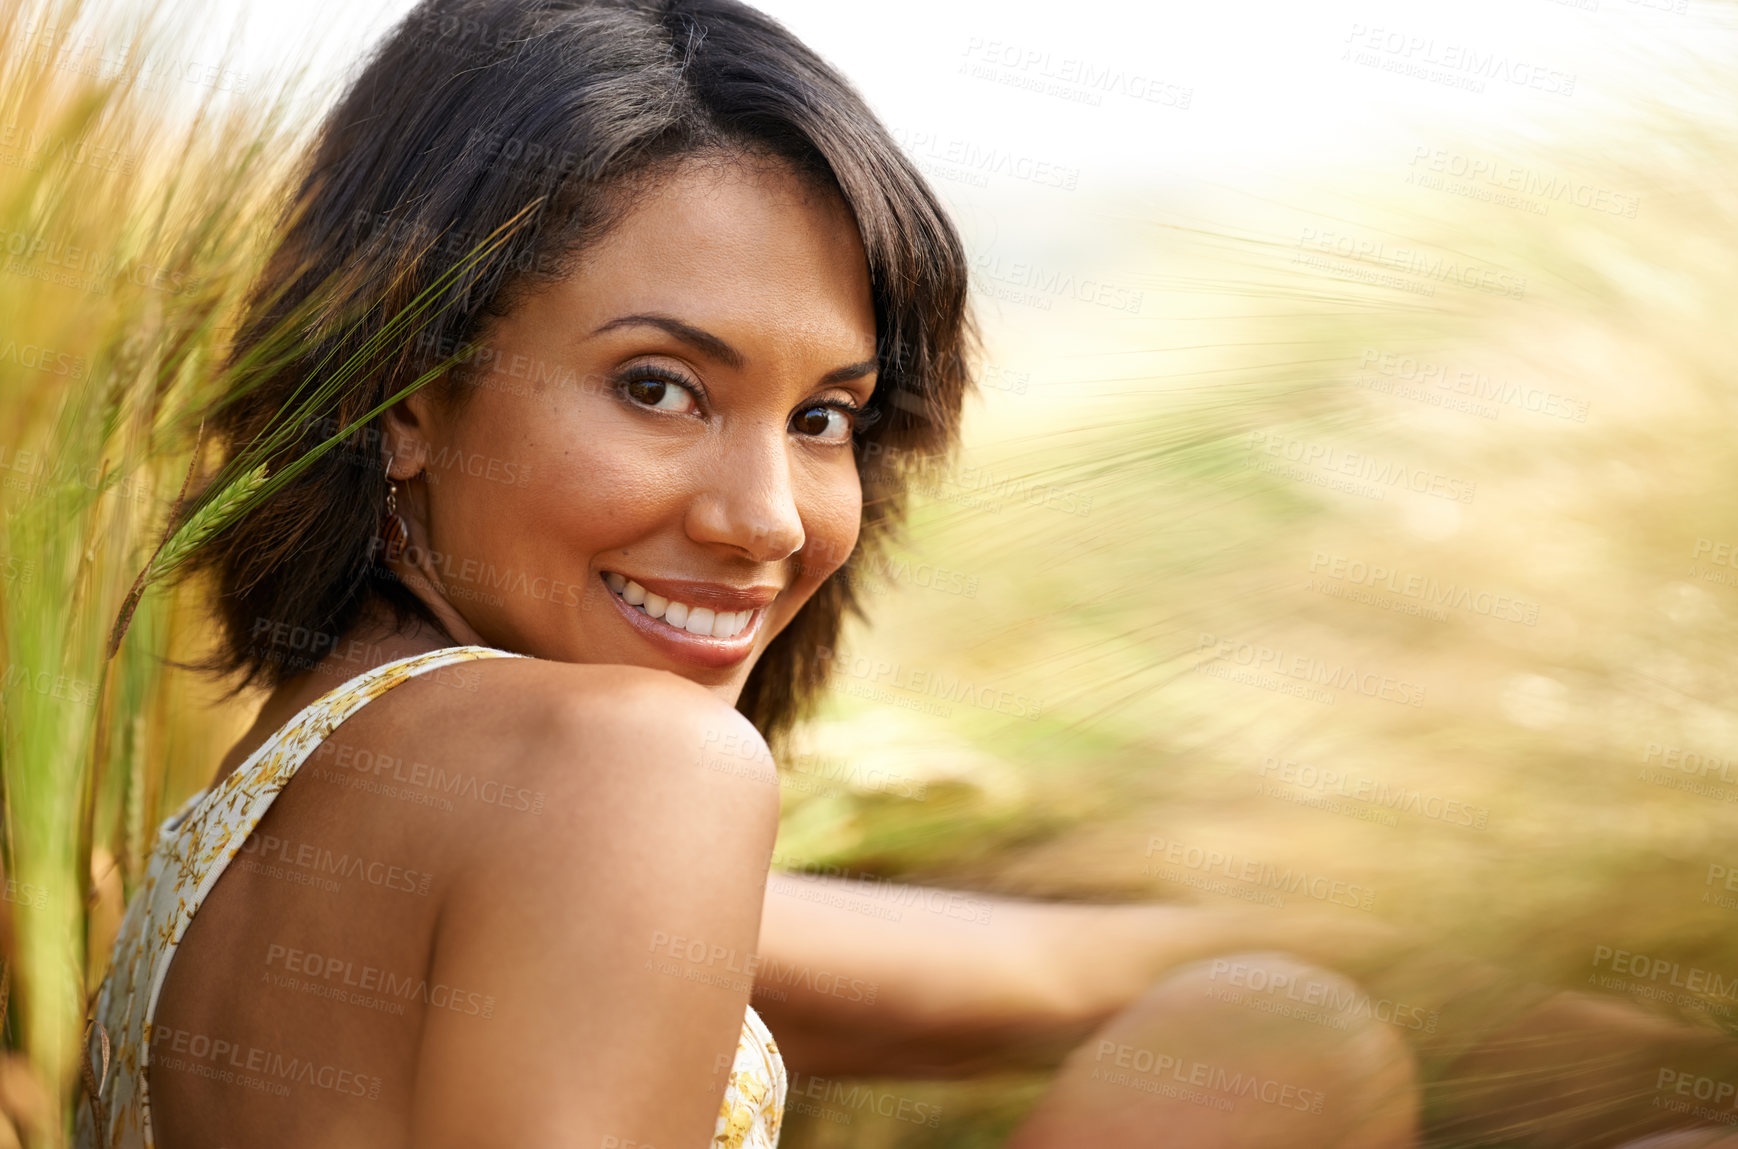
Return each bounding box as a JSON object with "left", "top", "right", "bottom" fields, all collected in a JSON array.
[
  {"left": 608, "top": 574, "right": 780, "bottom": 613},
  {"left": 599, "top": 571, "right": 780, "bottom": 670}
]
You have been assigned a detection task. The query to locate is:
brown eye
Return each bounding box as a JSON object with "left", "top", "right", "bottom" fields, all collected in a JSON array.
[
  {"left": 791, "top": 405, "right": 852, "bottom": 443},
  {"left": 618, "top": 370, "right": 699, "bottom": 414}
]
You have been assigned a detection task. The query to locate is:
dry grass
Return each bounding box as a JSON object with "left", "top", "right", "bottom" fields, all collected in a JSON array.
[
  {"left": 3, "top": 0, "right": 1737, "bottom": 1144},
  {"left": 775, "top": 61, "right": 1738, "bottom": 1148}
]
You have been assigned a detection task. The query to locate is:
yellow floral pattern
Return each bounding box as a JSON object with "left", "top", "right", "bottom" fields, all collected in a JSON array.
[{"left": 74, "top": 645, "right": 785, "bottom": 1148}]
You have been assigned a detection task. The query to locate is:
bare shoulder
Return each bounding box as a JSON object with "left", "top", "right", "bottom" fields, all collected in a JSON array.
[
  {"left": 386, "top": 656, "right": 781, "bottom": 862},
  {"left": 391, "top": 657, "right": 781, "bottom": 1145},
  {"left": 407, "top": 654, "right": 782, "bottom": 932},
  {"left": 317, "top": 653, "right": 784, "bottom": 902}
]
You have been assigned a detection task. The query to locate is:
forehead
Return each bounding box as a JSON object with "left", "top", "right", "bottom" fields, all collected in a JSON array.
[{"left": 560, "top": 157, "right": 876, "bottom": 356}]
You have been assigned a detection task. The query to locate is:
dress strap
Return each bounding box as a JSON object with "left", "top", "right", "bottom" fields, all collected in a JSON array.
[
  {"left": 87, "top": 645, "right": 523, "bottom": 1149},
  {"left": 158, "top": 645, "right": 523, "bottom": 968},
  {"left": 178, "top": 645, "right": 522, "bottom": 844}
]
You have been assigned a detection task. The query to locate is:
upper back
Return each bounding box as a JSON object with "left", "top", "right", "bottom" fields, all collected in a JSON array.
[{"left": 85, "top": 644, "right": 783, "bottom": 1149}]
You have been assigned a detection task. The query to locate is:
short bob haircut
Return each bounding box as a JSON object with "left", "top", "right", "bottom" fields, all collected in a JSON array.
[{"left": 189, "top": 0, "right": 975, "bottom": 744}]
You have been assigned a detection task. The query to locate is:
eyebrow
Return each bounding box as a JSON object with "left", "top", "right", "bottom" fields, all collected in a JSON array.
[
  {"left": 591, "top": 313, "right": 877, "bottom": 388},
  {"left": 592, "top": 313, "right": 743, "bottom": 369}
]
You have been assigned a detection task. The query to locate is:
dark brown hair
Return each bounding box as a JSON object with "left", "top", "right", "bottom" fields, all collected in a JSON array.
[{"left": 189, "top": 0, "right": 975, "bottom": 743}]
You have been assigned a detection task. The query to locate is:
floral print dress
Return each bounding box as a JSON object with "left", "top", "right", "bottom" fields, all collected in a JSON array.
[{"left": 75, "top": 645, "right": 785, "bottom": 1148}]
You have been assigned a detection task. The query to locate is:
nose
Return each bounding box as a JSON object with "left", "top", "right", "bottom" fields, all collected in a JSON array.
[{"left": 684, "top": 427, "right": 806, "bottom": 563}]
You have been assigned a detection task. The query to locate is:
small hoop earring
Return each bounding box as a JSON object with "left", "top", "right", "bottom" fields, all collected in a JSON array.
[{"left": 381, "top": 454, "right": 410, "bottom": 563}]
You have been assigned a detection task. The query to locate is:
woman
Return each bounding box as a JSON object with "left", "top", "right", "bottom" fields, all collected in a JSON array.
[{"left": 72, "top": 1, "right": 1731, "bottom": 1147}]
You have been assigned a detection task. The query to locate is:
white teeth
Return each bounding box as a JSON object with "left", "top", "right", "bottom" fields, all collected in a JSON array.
[{"left": 606, "top": 575, "right": 756, "bottom": 640}]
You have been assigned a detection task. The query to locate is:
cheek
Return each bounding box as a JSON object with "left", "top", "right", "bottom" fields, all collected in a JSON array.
[
  {"left": 432, "top": 397, "right": 684, "bottom": 566},
  {"left": 532, "top": 431, "right": 684, "bottom": 541},
  {"left": 799, "top": 462, "right": 863, "bottom": 580}
]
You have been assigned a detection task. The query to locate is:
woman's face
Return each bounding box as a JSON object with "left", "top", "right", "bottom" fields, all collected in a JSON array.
[{"left": 382, "top": 157, "right": 876, "bottom": 703}]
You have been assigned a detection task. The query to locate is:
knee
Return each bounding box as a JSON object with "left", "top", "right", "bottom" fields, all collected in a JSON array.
[
  {"left": 1096, "top": 951, "right": 1420, "bottom": 1148},
  {"left": 1012, "top": 952, "right": 1419, "bottom": 1149},
  {"left": 1136, "top": 950, "right": 1407, "bottom": 1049}
]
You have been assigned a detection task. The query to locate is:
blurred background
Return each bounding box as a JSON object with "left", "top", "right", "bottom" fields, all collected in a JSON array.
[{"left": 4, "top": 0, "right": 1738, "bottom": 1143}]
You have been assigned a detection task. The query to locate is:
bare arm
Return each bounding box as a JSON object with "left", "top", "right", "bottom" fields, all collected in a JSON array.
[
  {"left": 406, "top": 668, "right": 780, "bottom": 1148},
  {"left": 753, "top": 872, "right": 1401, "bottom": 1077}
]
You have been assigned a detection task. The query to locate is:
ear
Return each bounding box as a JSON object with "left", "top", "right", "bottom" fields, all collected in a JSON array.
[{"left": 380, "top": 388, "right": 442, "bottom": 480}]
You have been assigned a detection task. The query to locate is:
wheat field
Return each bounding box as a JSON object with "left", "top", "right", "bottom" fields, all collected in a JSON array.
[{"left": 3, "top": 0, "right": 1738, "bottom": 1144}]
